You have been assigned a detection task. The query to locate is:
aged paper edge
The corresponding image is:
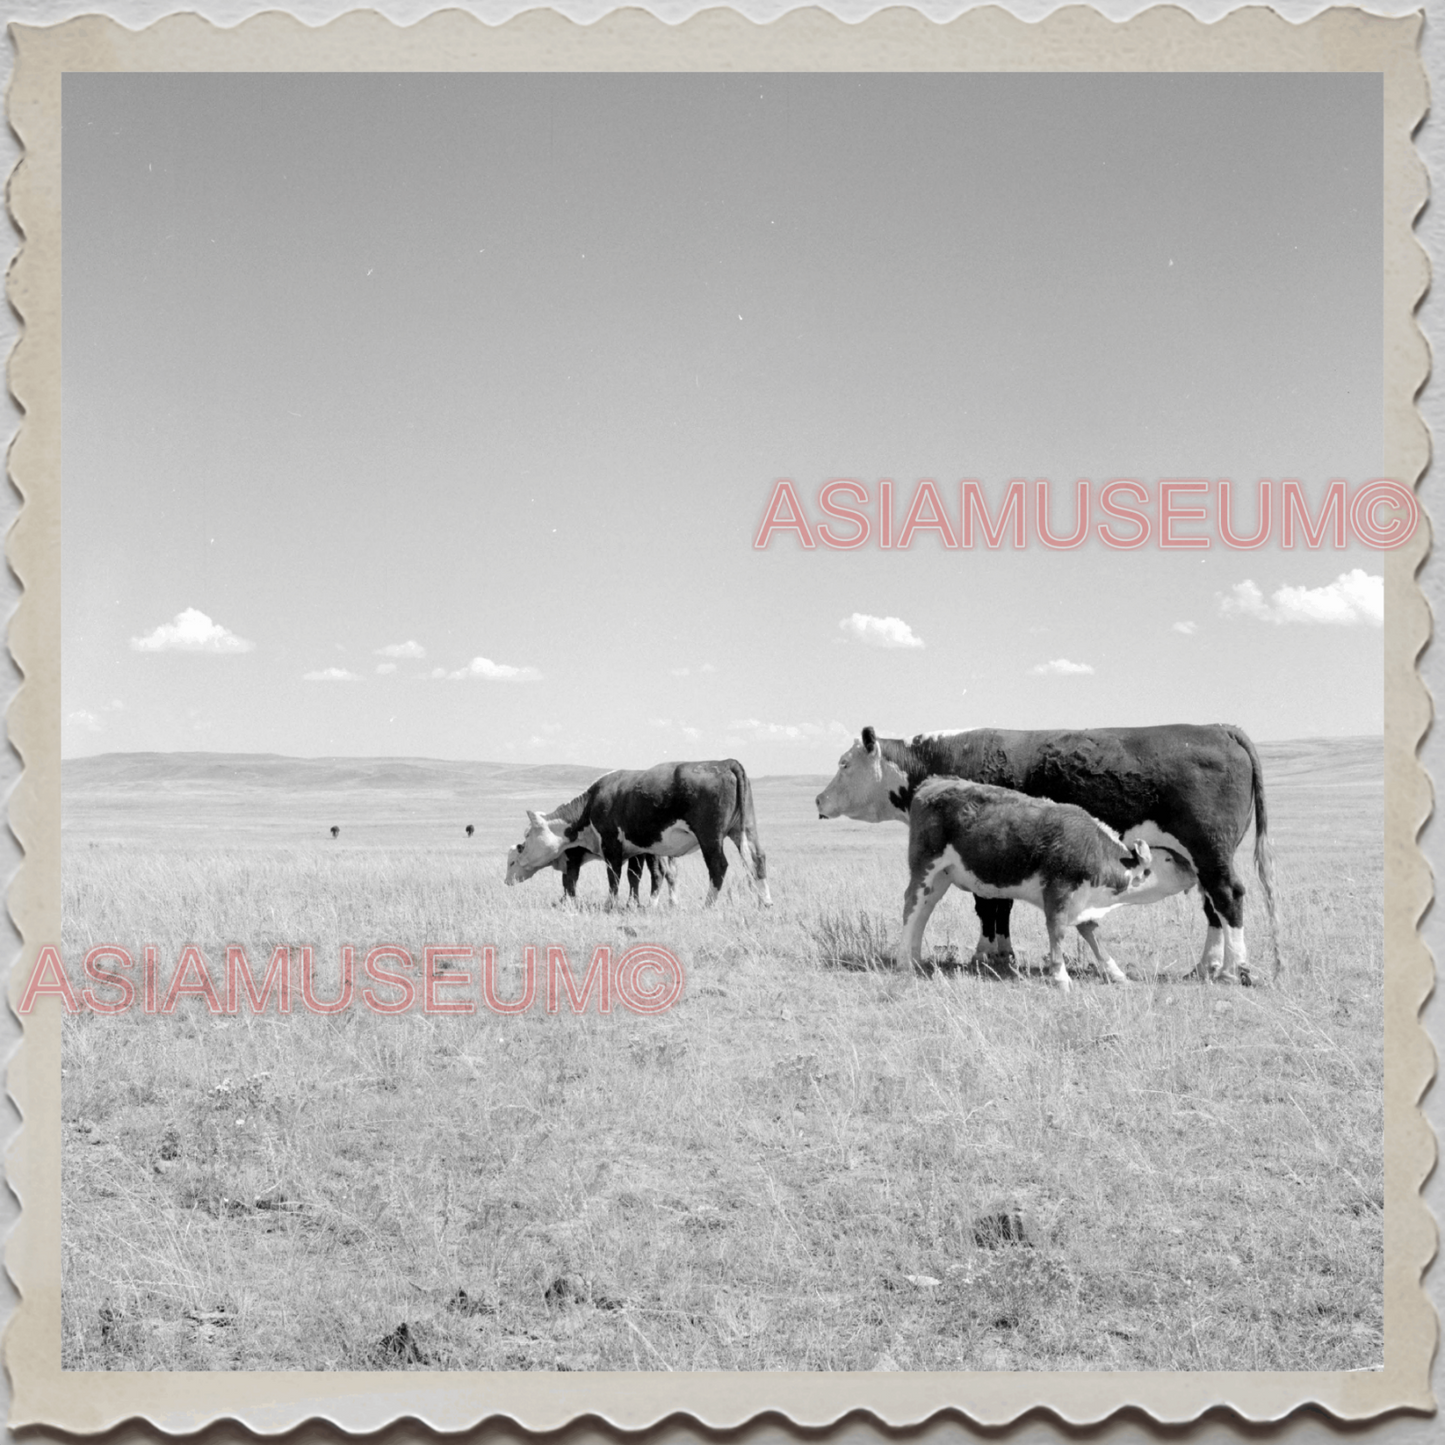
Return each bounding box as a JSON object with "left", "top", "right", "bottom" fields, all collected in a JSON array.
[{"left": 3, "top": 3, "right": 1433, "bottom": 1434}]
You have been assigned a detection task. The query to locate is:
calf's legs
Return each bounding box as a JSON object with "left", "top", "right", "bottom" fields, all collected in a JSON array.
[
  {"left": 1075, "top": 921, "right": 1130, "bottom": 984},
  {"left": 897, "top": 866, "right": 953, "bottom": 973}
]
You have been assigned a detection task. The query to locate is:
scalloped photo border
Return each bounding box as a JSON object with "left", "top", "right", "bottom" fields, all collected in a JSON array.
[{"left": 4, "top": 4, "right": 1433, "bottom": 1433}]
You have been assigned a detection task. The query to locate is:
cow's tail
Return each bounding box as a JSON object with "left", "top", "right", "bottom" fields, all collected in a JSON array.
[
  {"left": 1224, "top": 724, "right": 1280, "bottom": 979},
  {"left": 729, "top": 759, "right": 767, "bottom": 883}
]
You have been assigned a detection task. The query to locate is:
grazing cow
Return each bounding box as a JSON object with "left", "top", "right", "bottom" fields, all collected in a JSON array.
[
  {"left": 506, "top": 822, "right": 679, "bottom": 908},
  {"left": 900, "top": 778, "right": 1157, "bottom": 986},
  {"left": 465, "top": 824, "right": 475, "bottom": 839},
  {"left": 329, "top": 825, "right": 340, "bottom": 839},
  {"left": 817, "top": 724, "right": 1277, "bottom": 983},
  {"left": 505, "top": 760, "right": 771, "bottom": 908}
]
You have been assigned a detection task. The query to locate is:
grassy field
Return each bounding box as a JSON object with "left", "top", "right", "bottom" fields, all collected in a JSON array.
[{"left": 57, "top": 738, "right": 1383, "bottom": 1371}]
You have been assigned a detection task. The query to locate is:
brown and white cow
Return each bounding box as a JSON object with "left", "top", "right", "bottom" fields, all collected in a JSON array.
[
  {"left": 505, "top": 760, "right": 771, "bottom": 908},
  {"left": 505, "top": 813, "right": 679, "bottom": 908},
  {"left": 818, "top": 723, "right": 1278, "bottom": 984},
  {"left": 900, "top": 778, "right": 1158, "bottom": 986}
]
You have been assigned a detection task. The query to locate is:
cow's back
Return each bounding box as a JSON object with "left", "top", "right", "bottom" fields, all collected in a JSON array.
[
  {"left": 920, "top": 725, "right": 1255, "bottom": 846},
  {"left": 584, "top": 760, "right": 745, "bottom": 841}
]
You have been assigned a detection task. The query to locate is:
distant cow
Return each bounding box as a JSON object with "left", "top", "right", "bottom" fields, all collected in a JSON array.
[
  {"left": 900, "top": 778, "right": 1156, "bottom": 987},
  {"left": 818, "top": 724, "right": 1277, "bottom": 984},
  {"left": 506, "top": 760, "right": 771, "bottom": 908},
  {"left": 465, "top": 824, "right": 475, "bottom": 839},
  {"left": 330, "top": 825, "right": 340, "bottom": 839}
]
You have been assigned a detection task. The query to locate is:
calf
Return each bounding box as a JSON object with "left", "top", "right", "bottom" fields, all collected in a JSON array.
[
  {"left": 506, "top": 760, "right": 770, "bottom": 908},
  {"left": 506, "top": 826, "right": 679, "bottom": 908},
  {"left": 899, "top": 778, "right": 1156, "bottom": 988}
]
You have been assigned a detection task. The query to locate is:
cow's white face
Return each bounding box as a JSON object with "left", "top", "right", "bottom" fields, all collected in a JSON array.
[
  {"left": 503, "top": 811, "right": 570, "bottom": 885},
  {"left": 815, "top": 732, "right": 909, "bottom": 822}
]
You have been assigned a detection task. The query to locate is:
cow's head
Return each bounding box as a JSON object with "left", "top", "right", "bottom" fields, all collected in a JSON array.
[
  {"left": 504, "top": 810, "right": 571, "bottom": 885},
  {"left": 815, "top": 726, "right": 910, "bottom": 823}
]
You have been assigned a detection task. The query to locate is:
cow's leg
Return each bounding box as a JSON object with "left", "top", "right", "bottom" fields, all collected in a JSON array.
[
  {"left": 1190, "top": 897, "right": 1229, "bottom": 982},
  {"left": 970, "top": 897, "right": 997, "bottom": 967},
  {"left": 988, "top": 899, "right": 1019, "bottom": 972},
  {"left": 556, "top": 850, "right": 586, "bottom": 908},
  {"left": 700, "top": 842, "right": 729, "bottom": 906},
  {"left": 625, "top": 855, "right": 645, "bottom": 908},
  {"left": 898, "top": 865, "right": 952, "bottom": 974},
  {"left": 1189, "top": 859, "right": 1250, "bottom": 983},
  {"left": 1223, "top": 924, "right": 1251, "bottom": 985},
  {"left": 731, "top": 829, "right": 773, "bottom": 908},
  {"left": 600, "top": 843, "right": 628, "bottom": 911},
  {"left": 972, "top": 898, "right": 1019, "bottom": 972},
  {"left": 650, "top": 856, "right": 679, "bottom": 909},
  {"left": 1076, "top": 921, "right": 1129, "bottom": 984}
]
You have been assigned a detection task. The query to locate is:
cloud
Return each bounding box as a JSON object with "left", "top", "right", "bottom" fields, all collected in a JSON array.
[
  {"left": 1172, "top": 621, "right": 1198, "bottom": 636},
  {"left": 130, "top": 608, "right": 254, "bottom": 654},
  {"left": 728, "top": 718, "right": 853, "bottom": 746},
  {"left": 377, "top": 640, "right": 425, "bottom": 659},
  {"left": 1031, "top": 658, "right": 1095, "bottom": 676},
  {"left": 104, "top": 699, "right": 125, "bottom": 712},
  {"left": 681, "top": 726, "right": 702, "bottom": 742},
  {"left": 1218, "top": 570, "right": 1384, "bottom": 627},
  {"left": 303, "top": 667, "right": 362, "bottom": 682},
  {"left": 375, "top": 662, "right": 398, "bottom": 675},
  {"left": 446, "top": 656, "right": 542, "bottom": 682},
  {"left": 66, "top": 710, "right": 102, "bottom": 733},
  {"left": 839, "top": 613, "right": 924, "bottom": 649},
  {"left": 649, "top": 717, "right": 672, "bottom": 728},
  {"left": 670, "top": 662, "right": 717, "bottom": 677}
]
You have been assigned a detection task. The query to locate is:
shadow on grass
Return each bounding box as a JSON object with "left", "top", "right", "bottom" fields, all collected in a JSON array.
[{"left": 813, "top": 911, "right": 1018, "bottom": 979}]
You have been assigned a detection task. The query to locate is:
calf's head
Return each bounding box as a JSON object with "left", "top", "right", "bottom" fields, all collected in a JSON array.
[
  {"left": 504, "top": 811, "right": 570, "bottom": 885},
  {"left": 1120, "top": 839, "right": 1153, "bottom": 883}
]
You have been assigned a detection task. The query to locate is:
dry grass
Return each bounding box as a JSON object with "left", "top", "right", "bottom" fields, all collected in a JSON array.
[{"left": 58, "top": 740, "right": 1383, "bottom": 1371}]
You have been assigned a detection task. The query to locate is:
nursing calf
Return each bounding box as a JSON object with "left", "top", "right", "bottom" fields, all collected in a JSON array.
[
  {"left": 507, "top": 829, "right": 678, "bottom": 908},
  {"left": 819, "top": 722, "right": 1277, "bottom": 984},
  {"left": 900, "top": 778, "right": 1155, "bottom": 988}
]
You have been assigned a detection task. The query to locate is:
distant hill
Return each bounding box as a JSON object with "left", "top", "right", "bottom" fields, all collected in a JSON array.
[
  {"left": 60, "top": 739, "right": 1380, "bottom": 857},
  {"left": 62, "top": 752, "right": 610, "bottom": 796},
  {"left": 62, "top": 738, "right": 1381, "bottom": 794}
]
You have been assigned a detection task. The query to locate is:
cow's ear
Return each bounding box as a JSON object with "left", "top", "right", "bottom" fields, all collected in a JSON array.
[{"left": 862, "top": 726, "right": 877, "bottom": 753}]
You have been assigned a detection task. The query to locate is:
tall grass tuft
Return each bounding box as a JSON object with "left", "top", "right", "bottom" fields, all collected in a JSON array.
[{"left": 813, "top": 909, "right": 896, "bottom": 972}]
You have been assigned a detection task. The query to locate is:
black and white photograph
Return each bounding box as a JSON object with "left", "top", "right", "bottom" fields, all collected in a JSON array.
[{"left": 4, "top": 2, "right": 1434, "bottom": 1433}]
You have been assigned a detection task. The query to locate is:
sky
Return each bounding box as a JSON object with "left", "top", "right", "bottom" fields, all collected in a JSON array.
[{"left": 61, "top": 72, "right": 1387, "bottom": 773}]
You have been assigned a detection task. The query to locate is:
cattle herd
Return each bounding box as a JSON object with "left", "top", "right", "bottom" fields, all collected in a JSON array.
[{"left": 499, "top": 723, "right": 1279, "bottom": 988}]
